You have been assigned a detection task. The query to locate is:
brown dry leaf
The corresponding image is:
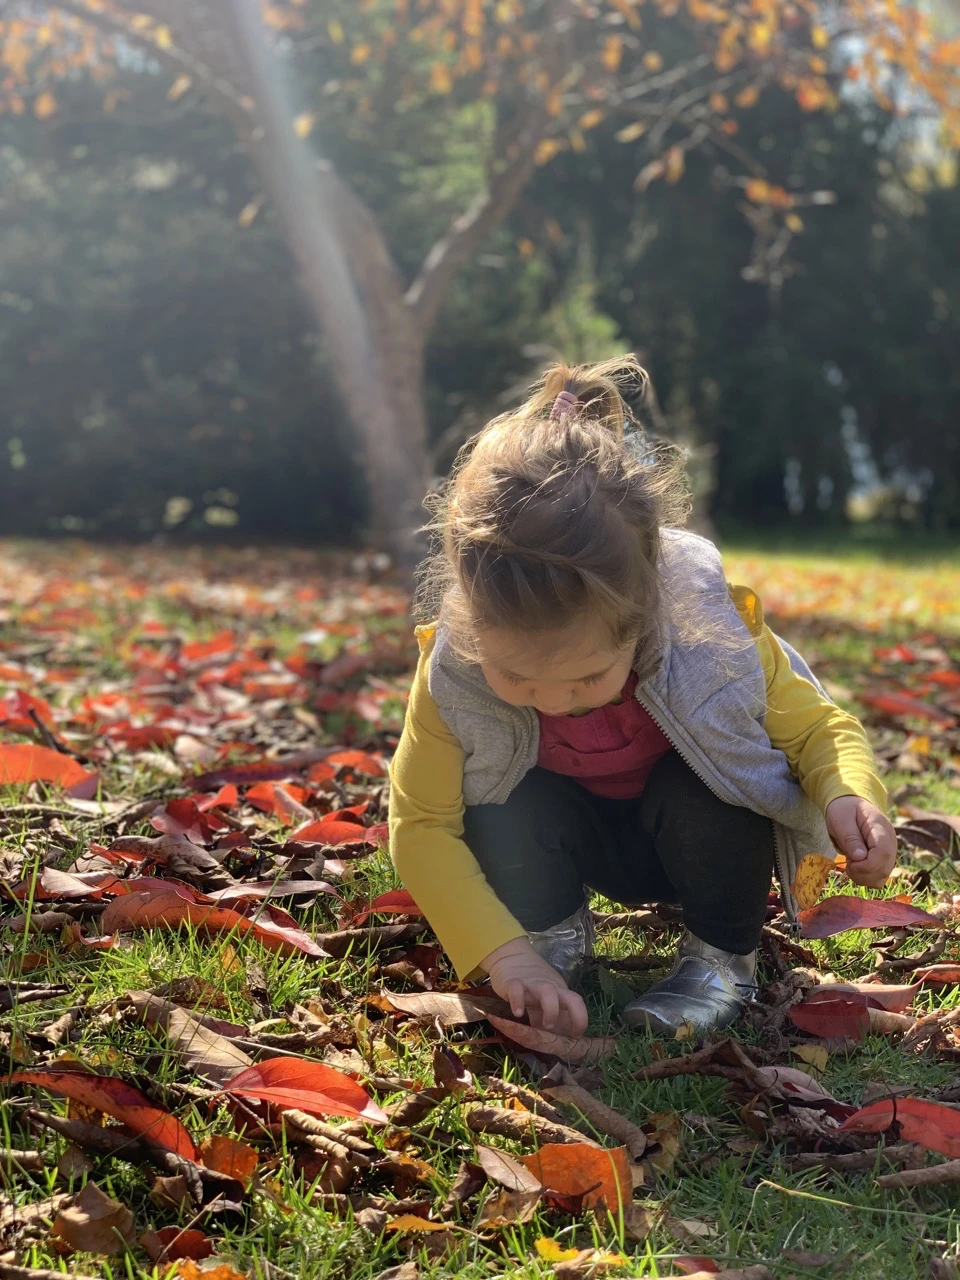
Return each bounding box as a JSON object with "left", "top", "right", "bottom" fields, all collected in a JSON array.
[
  {"left": 150, "top": 1174, "right": 193, "bottom": 1210},
  {"left": 128, "top": 992, "right": 253, "bottom": 1084},
  {"left": 382, "top": 990, "right": 510, "bottom": 1025},
  {"left": 474, "top": 1187, "right": 541, "bottom": 1228},
  {"left": 51, "top": 1180, "right": 136, "bottom": 1255},
  {"left": 621, "top": 1200, "right": 660, "bottom": 1241},
  {"left": 476, "top": 1144, "right": 543, "bottom": 1193},
  {"left": 198, "top": 1134, "right": 258, "bottom": 1184},
  {"left": 487, "top": 1014, "right": 618, "bottom": 1064},
  {"left": 141, "top": 1227, "right": 214, "bottom": 1263},
  {"left": 645, "top": 1111, "right": 681, "bottom": 1175}
]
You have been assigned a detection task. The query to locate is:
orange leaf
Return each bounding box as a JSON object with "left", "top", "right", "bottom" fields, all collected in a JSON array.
[
  {"left": 141, "top": 1227, "right": 213, "bottom": 1263},
  {"left": 326, "top": 749, "right": 385, "bottom": 777},
  {"left": 290, "top": 816, "right": 378, "bottom": 846},
  {"left": 197, "top": 1134, "right": 258, "bottom": 1183},
  {"left": 519, "top": 1143, "right": 631, "bottom": 1209},
  {"left": 8, "top": 1068, "right": 196, "bottom": 1159},
  {"left": 798, "top": 895, "right": 941, "bottom": 939},
  {"left": 33, "top": 90, "right": 57, "bottom": 120},
  {"left": 222, "top": 1055, "right": 387, "bottom": 1123},
  {"left": 386, "top": 1215, "right": 450, "bottom": 1233},
  {"left": 0, "top": 744, "right": 94, "bottom": 791},
  {"left": 791, "top": 853, "right": 838, "bottom": 910},
  {"left": 246, "top": 780, "right": 309, "bottom": 816},
  {"left": 351, "top": 889, "right": 423, "bottom": 927}
]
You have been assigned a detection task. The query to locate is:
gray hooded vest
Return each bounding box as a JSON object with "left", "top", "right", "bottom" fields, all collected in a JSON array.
[{"left": 426, "top": 528, "right": 835, "bottom": 921}]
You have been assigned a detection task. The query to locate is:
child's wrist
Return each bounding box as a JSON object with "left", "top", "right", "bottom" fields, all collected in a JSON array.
[{"left": 482, "top": 934, "right": 534, "bottom": 973}]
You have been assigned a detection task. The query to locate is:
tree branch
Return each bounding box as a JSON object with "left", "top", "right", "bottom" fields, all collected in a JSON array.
[{"left": 404, "top": 105, "right": 552, "bottom": 335}]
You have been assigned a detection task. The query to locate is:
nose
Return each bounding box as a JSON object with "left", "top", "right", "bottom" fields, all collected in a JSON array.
[{"left": 535, "top": 699, "right": 572, "bottom": 716}]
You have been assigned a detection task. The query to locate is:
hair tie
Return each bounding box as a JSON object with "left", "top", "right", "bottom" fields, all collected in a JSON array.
[{"left": 549, "top": 389, "right": 579, "bottom": 421}]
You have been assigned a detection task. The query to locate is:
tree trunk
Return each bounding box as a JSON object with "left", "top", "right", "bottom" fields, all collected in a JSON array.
[{"left": 220, "top": 0, "right": 429, "bottom": 572}]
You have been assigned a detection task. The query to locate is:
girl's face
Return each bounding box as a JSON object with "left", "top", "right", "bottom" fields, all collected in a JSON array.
[{"left": 477, "top": 619, "right": 636, "bottom": 716}]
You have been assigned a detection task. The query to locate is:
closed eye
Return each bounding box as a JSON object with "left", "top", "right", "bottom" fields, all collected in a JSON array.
[{"left": 580, "top": 670, "right": 610, "bottom": 688}]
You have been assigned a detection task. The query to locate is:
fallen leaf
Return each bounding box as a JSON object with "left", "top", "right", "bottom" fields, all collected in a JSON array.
[
  {"left": 812, "top": 981, "right": 920, "bottom": 1012},
  {"left": 487, "top": 1014, "right": 618, "bottom": 1064},
  {"left": 0, "top": 744, "right": 95, "bottom": 791},
  {"left": 128, "top": 992, "right": 253, "bottom": 1084},
  {"left": 141, "top": 1227, "right": 214, "bottom": 1262},
  {"left": 385, "top": 1215, "right": 450, "bottom": 1233},
  {"left": 791, "top": 853, "right": 838, "bottom": 910},
  {"left": 9, "top": 1067, "right": 196, "bottom": 1159},
  {"left": 859, "top": 691, "right": 956, "bottom": 725},
  {"left": 222, "top": 1055, "right": 387, "bottom": 1123},
  {"left": 914, "top": 964, "right": 960, "bottom": 984},
  {"left": 51, "top": 1180, "right": 136, "bottom": 1254},
  {"left": 535, "top": 1238, "right": 581, "bottom": 1262},
  {"left": 476, "top": 1145, "right": 543, "bottom": 1193},
  {"left": 291, "top": 815, "right": 379, "bottom": 846},
  {"left": 475, "top": 1187, "right": 541, "bottom": 1228},
  {"left": 788, "top": 996, "right": 871, "bottom": 1040},
  {"left": 840, "top": 1097, "right": 960, "bottom": 1157},
  {"left": 798, "top": 895, "right": 941, "bottom": 939},
  {"left": 351, "top": 889, "right": 423, "bottom": 926},
  {"left": 383, "top": 989, "right": 511, "bottom": 1025},
  {"left": 175, "top": 1262, "right": 249, "bottom": 1280},
  {"left": 519, "top": 1143, "right": 631, "bottom": 1209},
  {"left": 197, "top": 1134, "right": 258, "bottom": 1183}
]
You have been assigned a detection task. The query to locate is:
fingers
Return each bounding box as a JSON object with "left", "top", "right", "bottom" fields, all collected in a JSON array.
[
  {"left": 505, "top": 979, "right": 527, "bottom": 1021},
  {"left": 558, "top": 988, "right": 589, "bottom": 1037},
  {"left": 834, "top": 809, "right": 867, "bottom": 860},
  {"left": 535, "top": 982, "right": 561, "bottom": 1031}
]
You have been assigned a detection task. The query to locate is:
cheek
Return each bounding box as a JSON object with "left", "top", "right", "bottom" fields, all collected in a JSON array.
[{"left": 480, "top": 667, "right": 526, "bottom": 705}]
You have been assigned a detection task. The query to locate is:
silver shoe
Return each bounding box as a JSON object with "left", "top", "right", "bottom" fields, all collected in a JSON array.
[
  {"left": 621, "top": 931, "right": 757, "bottom": 1036},
  {"left": 528, "top": 904, "right": 595, "bottom": 982}
]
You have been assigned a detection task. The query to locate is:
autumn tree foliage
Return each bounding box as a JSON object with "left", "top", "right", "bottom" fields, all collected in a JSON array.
[{"left": 1, "top": 0, "right": 957, "bottom": 560}]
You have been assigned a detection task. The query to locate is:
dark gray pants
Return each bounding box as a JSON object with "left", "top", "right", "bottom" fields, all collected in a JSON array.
[{"left": 462, "top": 751, "right": 774, "bottom": 955}]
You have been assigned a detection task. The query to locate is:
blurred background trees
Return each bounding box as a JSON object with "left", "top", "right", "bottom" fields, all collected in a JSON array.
[{"left": 0, "top": 0, "right": 957, "bottom": 546}]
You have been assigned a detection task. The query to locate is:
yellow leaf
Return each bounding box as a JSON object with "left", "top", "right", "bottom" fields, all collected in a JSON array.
[
  {"left": 785, "top": 212, "right": 804, "bottom": 233},
  {"left": 153, "top": 24, "right": 173, "bottom": 50},
  {"left": 351, "top": 43, "right": 371, "bottom": 65},
  {"left": 293, "top": 112, "right": 316, "bottom": 138},
  {"left": 533, "top": 137, "right": 565, "bottom": 165},
  {"left": 735, "top": 84, "right": 760, "bottom": 108},
  {"left": 328, "top": 19, "right": 345, "bottom": 44},
  {"left": 167, "top": 74, "right": 192, "bottom": 102},
  {"left": 386, "top": 1215, "right": 449, "bottom": 1233},
  {"left": 793, "top": 1043, "right": 829, "bottom": 1075},
  {"left": 744, "top": 177, "right": 772, "bottom": 204},
  {"left": 535, "top": 1239, "right": 580, "bottom": 1263},
  {"left": 517, "top": 237, "right": 535, "bottom": 259},
  {"left": 237, "top": 196, "right": 264, "bottom": 228},
  {"left": 811, "top": 25, "right": 829, "bottom": 49},
  {"left": 710, "top": 92, "right": 729, "bottom": 113},
  {"left": 791, "top": 852, "right": 837, "bottom": 911},
  {"left": 933, "top": 37, "right": 960, "bottom": 66},
  {"left": 643, "top": 51, "right": 663, "bottom": 72},
  {"left": 665, "top": 145, "right": 685, "bottom": 184},
  {"left": 602, "top": 34, "right": 623, "bottom": 72},
  {"left": 634, "top": 157, "right": 665, "bottom": 190},
  {"left": 935, "top": 154, "right": 957, "bottom": 187},
  {"left": 33, "top": 90, "right": 57, "bottom": 120},
  {"left": 616, "top": 120, "right": 647, "bottom": 142},
  {"left": 430, "top": 62, "right": 453, "bottom": 93},
  {"left": 748, "top": 21, "right": 772, "bottom": 54},
  {"left": 578, "top": 108, "right": 605, "bottom": 130},
  {"left": 569, "top": 128, "right": 586, "bottom": 153},
  {"left": 546, "top": 88, "right": 563, "bottom": 116},
  {"left": 809, "top": 55, "right": 827, "bottom": 74}
]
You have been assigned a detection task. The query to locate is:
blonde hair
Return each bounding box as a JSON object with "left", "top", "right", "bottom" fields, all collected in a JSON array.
[{"left": 419, "top": 356, "right": 692, "bottom": 678}]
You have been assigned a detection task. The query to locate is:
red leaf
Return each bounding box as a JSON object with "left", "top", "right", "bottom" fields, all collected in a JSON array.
[
  {"left": 805, "top": 982, "right": 919, "bottom": 1013},
  {"left": 0, "top": 744, "right": 94, "bottom": 791},
  {"left": 0, "top": 690, "right": 54, "bottom": 731},
  {"left": 246, "top": 781, "right": 309, "bottom": 819},
  {"left": 798, "top": 894, "right": 942, "bottom": 939},
  {"left": 8, "top": 1068, "right": 196, "bottom": 1159},
  {"left": 351, "top": 889, "right": 424, "bottom": 927},
  {"left": 326, "top": 749, "right": 385, "bottom": 777},
  {"left": 673, "top": 1261, "right": 720, "bottom": 1276},
  {"left": 101, "top": 887, "right": 325, "bottom": 957},
  {"left": 222, "top": 1056, "right": 386, "bottom": 1123},
  {"left": 291, "top": 816, "right": 379, "bottom": 846},
  {"left": 840, "top": 1097, "right": 960, "bottom": 1157},
  {"left": 858, "top": 691, "right": 956, "bottom": 726},
  {"left": 141, "top": 1228, "right": 213, "bottom": 1263},
  {"left": 151, "top": 798, "right": 219, "bottom": 842},
  {"left": 788, "top": 996, "right": 870, "bottom": 1040},
  {"left": 195, "top": 784, "right": 239, "bottom": 812}
]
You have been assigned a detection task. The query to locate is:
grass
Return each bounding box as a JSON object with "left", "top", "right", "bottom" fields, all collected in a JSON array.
[{"left": 0, "top": 542, "right": 959, "bottom": 1279}]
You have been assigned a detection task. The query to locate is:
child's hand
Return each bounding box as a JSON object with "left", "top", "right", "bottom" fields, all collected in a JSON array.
[
  {"left": 825, "top": 795, "right": 897, "bottom": 888},
  {"left": 483, "top": 937, "right": 589, "bottom": 1038}
]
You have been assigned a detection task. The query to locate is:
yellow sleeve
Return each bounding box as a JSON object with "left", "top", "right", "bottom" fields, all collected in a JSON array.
[
  {"left": 730, "top": 586, "right": 888, "bottom": 815},
  {"left": 388, "top": 630, "right": 526, "bottom": 980}
]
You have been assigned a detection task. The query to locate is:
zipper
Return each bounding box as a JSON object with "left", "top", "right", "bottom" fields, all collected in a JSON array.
[{"left": 633, "top": 686, "right": 799, "bottom": 930}]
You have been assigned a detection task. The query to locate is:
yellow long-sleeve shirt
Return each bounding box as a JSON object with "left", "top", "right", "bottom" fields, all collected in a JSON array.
[{"left": 389, "top": 586, "right": 887, "bottom": 979}]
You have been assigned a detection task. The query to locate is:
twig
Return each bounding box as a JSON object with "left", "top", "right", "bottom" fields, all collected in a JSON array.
[
  {"left": 0, "top": 1148, "right": 45, "bottom": 1174},
  {"left": 876, "top": 1159, "right": 960, "bottom": 1189},
  {"left": 633, "top": 1044, "right": 745, "bottom": 1083},
  {"left": 463, "top": 1103, "right": 599, "bottom": 1148},
  {"left": 0, "top": 983, "right": 71, "bottom": 1012},
  {"left": 481, "top": 1080, "right": 568, "bottom": 1127},
  {"left": 27, "top": 710, "right": 84, "bottom": 761},
  {"left": 789, "top": 1143, "right": 922, "bottom": 1172},
  {"left": 542, "top": 1067, "right": 647, "bottom": 1159}
]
